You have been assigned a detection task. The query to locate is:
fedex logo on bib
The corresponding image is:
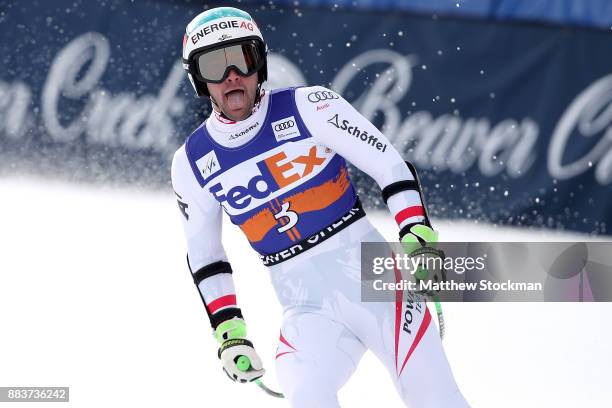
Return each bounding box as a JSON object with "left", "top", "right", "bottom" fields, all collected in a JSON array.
[{"left": 208, "top": 144, "right": 334, "bottom": 214}]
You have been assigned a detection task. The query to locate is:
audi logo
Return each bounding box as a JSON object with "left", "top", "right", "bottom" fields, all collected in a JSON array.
[
  {"left": 274, "top": 120, "right": 295, "bottom": 131},
  {"left": 307, "top": 91, "right": 340, "bottom": 103}
]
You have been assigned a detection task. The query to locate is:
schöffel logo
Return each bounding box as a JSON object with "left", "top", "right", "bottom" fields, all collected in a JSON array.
[
  {"left": 229, "top": 122, "right": 259, "bottom": 141},
  {"left": 209, "top": 146, "right": 328, "bottom": 210},
  {"left": 307, "top": 90, "right": 340, "bottom": 103},
  {"left": 271, "top": 116, "right": 301, "bottom": 142},
  {"left": 327, "top": 114, "right": 388, "bottom": 152}
]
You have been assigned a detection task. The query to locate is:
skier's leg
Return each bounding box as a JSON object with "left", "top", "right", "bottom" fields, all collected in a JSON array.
[
  {"left": 275, "top": 309, "right": 366, "bottom": 408},
  {"left": 351, "top": 296, "right": 470, "bottom": 407},
  {"left": 392, "top": 304, "right": 469, "bottom": 407},
  {"left": 327, "top": 220, "right": 469, "bottom": 407}
]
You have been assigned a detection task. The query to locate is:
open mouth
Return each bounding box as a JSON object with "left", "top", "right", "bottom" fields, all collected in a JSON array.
[
  {"left": 225, "top": 89, "right": 246, "bottom": 109},
  {"left": 225, "top": 89, "right": 245, "bottom": 98}
]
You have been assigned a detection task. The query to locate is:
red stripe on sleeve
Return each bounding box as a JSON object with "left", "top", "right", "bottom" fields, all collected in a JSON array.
[
  {"left": 207, "top": 294, "right": 237, "bottom": 314},
  {"left": 395, "top": 206, "right": 424, "bottom": 225}
]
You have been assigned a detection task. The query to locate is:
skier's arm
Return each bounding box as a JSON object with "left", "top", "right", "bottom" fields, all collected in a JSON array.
[
  {"left": 295, "top": 86, "right": 431, "bottom": 239},
  {"left": 171, "top": 145, "right": 242, "bottom": 329},
  {"left": 171, "top": 146, "right": 264, "bottom": 382}
]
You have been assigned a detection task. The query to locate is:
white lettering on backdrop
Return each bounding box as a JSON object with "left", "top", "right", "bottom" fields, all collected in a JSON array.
[
  {"left": 0, "top": 34, "right": 610, "bottom": 185},
  {"left": 41, "top": 32, "right": 185, "bottom": 152},
  {"left": 0, "top": 81, "right": 32, "bottom": 140},
  {"left": 332, "top": 49, "right": 538, "bottom": 179},
  {"left": 548, "top": 74, "right": 612, "bottom": 185}
]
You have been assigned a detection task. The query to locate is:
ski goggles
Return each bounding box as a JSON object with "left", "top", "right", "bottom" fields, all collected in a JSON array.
[{"left": 191, "top": 40, "right": 265, "bottom": 84}]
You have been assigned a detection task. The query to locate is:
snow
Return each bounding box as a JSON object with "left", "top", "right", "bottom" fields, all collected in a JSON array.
[{"left": 0, "top": 175, "right": 610, "bottom": 407}]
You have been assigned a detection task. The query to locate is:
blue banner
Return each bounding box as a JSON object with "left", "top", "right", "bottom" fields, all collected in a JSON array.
[
  {"left": 257, "top": 0, "right": 612, "bottom": 30},
  {"left": 1, "top": 1, "right": 611, "bottom": 233}
]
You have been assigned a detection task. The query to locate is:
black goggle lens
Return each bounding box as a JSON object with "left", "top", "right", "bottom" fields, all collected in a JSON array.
[{"left": 195, "top": 41, "right": 264, "bottom": 83}]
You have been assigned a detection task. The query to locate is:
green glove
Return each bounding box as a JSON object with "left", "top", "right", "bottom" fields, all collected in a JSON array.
[
  {"left": 215, "top": 318, "right": 265, "bottom": 383},
  {"left": 215, "top": 317, "right": 248, "bottom": 344},
  {"left": 400, "top": 224, "right": 447, "bottom": 339},
  {"left": 400, "top": 224, "right": 445, "bottom": 293},
  {"left": 401, "top": 224, "right": 439, "bottom": 252}
]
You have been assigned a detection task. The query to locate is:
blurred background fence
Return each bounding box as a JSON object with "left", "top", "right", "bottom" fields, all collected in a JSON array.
[{"left": 1, "top": 0, "right": 611, "bottom": 233}]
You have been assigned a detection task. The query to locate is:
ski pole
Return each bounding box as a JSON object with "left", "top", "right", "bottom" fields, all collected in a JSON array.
[
  {"left": 236, "top": 355, "right": 285, "bottom": 398},
  {"left": 432, "top": 295, "right": 445, "bottom": 340}
]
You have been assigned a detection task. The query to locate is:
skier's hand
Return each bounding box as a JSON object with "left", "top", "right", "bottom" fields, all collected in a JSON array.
[
  {"left": 215, "top": 318, "right": 265, "bottom": 383},
  {"left": 400, "top": 224, "right": 438, "bottom": 251},
  {"left": 401, "top": 224, "right": 446, "bottom": 295}
]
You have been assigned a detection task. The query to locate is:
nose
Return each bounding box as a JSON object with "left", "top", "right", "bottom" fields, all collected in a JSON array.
[{"left": 225, "top": 67, "right": 241, "bottom": 82}]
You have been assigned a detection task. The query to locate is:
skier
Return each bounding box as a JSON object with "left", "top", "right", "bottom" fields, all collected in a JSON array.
[{"left": 173, "top": 6, "right": 469, "bottom": 407}]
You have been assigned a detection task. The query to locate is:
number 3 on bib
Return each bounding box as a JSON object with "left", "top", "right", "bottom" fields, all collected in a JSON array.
[{"left": 274, "top": 202, "right": 298, "bottom": 233}]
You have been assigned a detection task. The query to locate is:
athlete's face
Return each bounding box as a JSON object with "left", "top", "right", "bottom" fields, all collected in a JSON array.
[{"left": 207, "top": 68, "right": 259, "bottom": 122}]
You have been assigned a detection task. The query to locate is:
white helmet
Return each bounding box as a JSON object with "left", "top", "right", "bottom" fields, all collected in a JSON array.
[{"left": 182, "top": 7, "right": 268, "bottom": 98}]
